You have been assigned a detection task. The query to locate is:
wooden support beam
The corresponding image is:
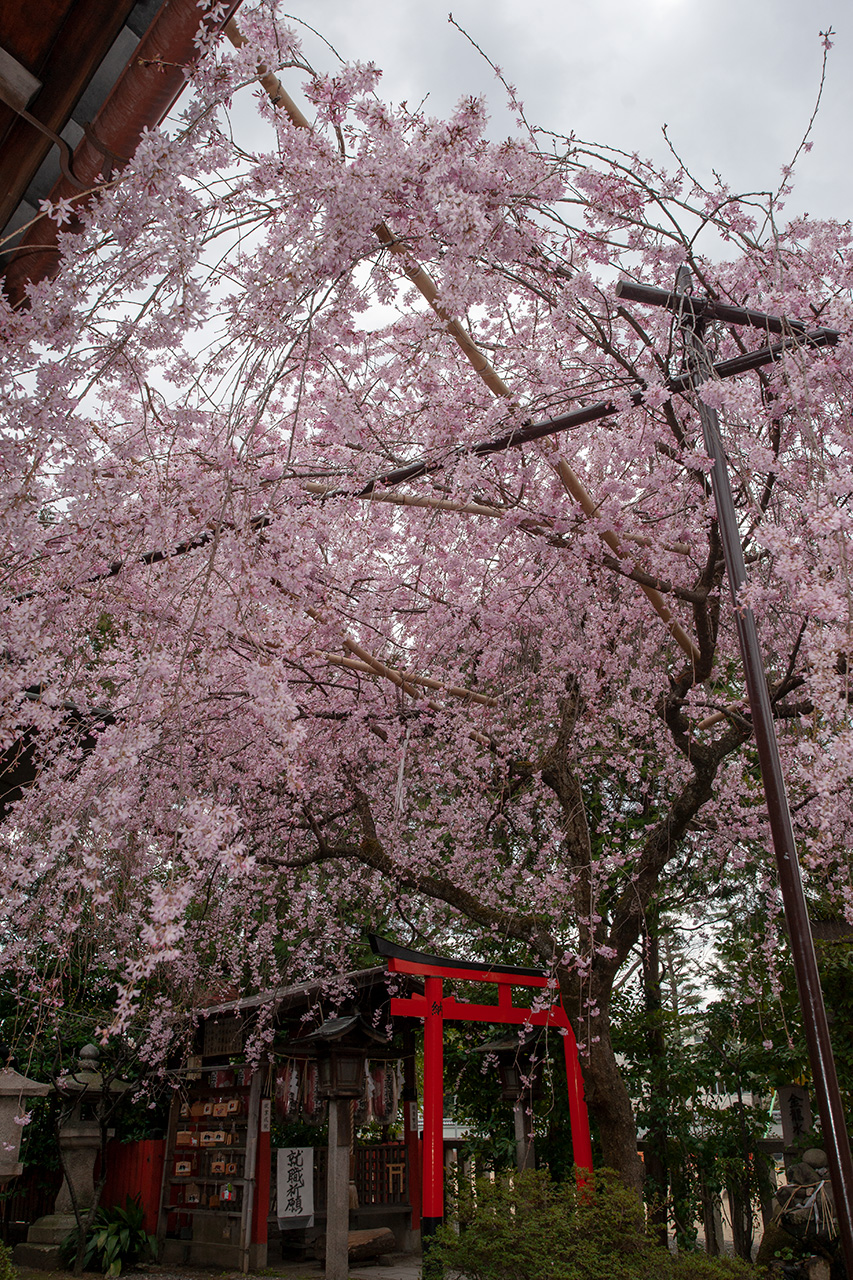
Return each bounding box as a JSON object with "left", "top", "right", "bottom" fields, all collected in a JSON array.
[
  {"left": 0, "top": 46, "right": 41, "bottom": 113},
  {"left": 0, "top": 0, "right": 138, "bottom": 235}
]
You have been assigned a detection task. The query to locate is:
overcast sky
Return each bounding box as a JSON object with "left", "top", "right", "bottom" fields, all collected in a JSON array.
[{"left": 274, "top": 0, "right": 851, "bottom": 226}]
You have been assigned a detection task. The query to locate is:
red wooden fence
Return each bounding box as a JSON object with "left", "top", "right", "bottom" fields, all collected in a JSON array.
[
  {"left": 100, "top": 1139, "right": 165, "bottom": 1233},
  {"left": 0, "top": 1141, "right": 164, "bottom": 1242}
]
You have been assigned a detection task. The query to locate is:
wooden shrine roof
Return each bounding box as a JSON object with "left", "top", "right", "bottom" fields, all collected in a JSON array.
[
  {"left": 0, "top": 0, "right": 244, "bottom": 292},
  {"left": 0, "top": 0, "right": 160, "bottom": 258}
]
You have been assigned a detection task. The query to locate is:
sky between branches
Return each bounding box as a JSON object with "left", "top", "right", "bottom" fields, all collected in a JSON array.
[{"left": 221, "top": 0, "right": 851, "bottom": 227}]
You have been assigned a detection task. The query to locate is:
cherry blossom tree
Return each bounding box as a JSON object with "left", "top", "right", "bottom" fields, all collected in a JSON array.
[{"left": 0, "top": 9, "right": 850, "bottom": 1188}]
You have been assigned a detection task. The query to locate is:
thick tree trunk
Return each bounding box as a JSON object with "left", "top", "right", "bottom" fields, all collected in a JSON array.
[
  {"left": 560, "top": 972, "right": 644, "bottom": 1195},
  {"left": 641, "top": 912, "right": 669, "bottom": 1245}
]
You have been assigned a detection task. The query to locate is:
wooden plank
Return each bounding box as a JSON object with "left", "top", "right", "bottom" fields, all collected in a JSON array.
[
  {"left": 0, "top": 0, "right": 68, "bottom": 70},
  {"left": 240, "top": 1069, "right": 262, "bottom": 1274},
  {"left": 0, "top": 46, "right": 41, "bottom": 112},
  {"left": 0, "top": 0, "right": 138, "bottom": 235},
  {"left": 155, "top": 1093, "right": 181, "bottom": 1254}
]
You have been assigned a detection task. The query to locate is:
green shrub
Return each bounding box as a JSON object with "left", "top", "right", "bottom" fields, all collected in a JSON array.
[
  {"left": 433, "top": 1169, "right": 758, "bottom": 1280},
  {"left": 60, "top": 1197, "right": 157, "bottom": 1276},
  {"left": 0, "top": 1240, "right": 16, "bottom": 1280}
]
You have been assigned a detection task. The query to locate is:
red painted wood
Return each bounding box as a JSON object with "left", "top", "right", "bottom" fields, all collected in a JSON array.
[
  {"left": 442, "top": 997, "right": 555, "bottom": 1024},
  {"left": 422, "top": 975, "right": 444, "bottom": 1221},
  {"left": 252, "top": 1128, "right": 271, "bottom": 1244},
  {"left": 101, "top": 1139, "right": 165, "bottom": 1232},
  {"left": 392, "top": 993, "right": 573, "bottom": 1027},
  {"left": 560, "top": 1020, "right": 594, "bottom": 1174},
  {"left": 3, "top": 0, "right": 244, "bottom": 304},
  {"left": 389, "top": 972, "right": 594, "bottom": 1180}
]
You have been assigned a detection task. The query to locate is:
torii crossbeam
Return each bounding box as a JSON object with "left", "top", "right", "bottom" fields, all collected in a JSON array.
[{"left": 369, "top": 934, "right": 593, "bottom": 1245}]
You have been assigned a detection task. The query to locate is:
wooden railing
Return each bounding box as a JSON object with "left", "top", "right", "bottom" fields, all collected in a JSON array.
[
  {"left": 0, "top": 1171, "right": 61, "bottom": 1241},
  {"left": 313, "top": 1143, "right": 408, "bottom": 1210},
  {"left": 356, "top": 1143, "right": 408, "bottom": 1206}
]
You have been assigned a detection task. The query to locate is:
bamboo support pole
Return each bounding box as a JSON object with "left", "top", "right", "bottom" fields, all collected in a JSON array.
[
  {"left": 224, "top": 21, "right": 311, "bottom": 127},
  {"left": 321, "top": 652, "right": 498, "bottom": 706},
  {"left": 338, "top": 641, "right": 492, "bottom": 746},
  {"left": 301, "top": 481, "right": 691, "bottom": 554},
  {"left": 302, "top": 481, "right": 505, "bottom": 519},
  {"left": 371, "top": 223, "right": 512, "bottom": 398},
  {"left": 225, "top": 19, "right": 700, "bottom": 664},
  {"left": 552, "top": 456, "right": 701, "bottom": 664}
]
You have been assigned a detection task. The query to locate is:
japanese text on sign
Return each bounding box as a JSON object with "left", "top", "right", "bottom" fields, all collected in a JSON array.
[{"left": 276, "top": 1147, "right": 314, "bottom": 1229}]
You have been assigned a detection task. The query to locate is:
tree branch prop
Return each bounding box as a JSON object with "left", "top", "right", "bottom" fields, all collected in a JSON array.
[{"left": 223, "top": 18, "right": 703, "bottom": 662}]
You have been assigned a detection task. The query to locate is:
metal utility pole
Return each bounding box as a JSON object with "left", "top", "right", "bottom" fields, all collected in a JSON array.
[{"left": 616, "top": 268, "right": 853, "bottom": 1277}]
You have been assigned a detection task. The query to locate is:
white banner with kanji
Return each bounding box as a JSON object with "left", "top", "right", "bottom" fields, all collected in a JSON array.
[{"left": 276, "top": 1147, "right": 314, "bottom": 1229}]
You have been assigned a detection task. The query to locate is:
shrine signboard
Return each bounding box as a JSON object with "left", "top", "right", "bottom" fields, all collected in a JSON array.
[{"left": 276, "top": 1147, "right": 314, "bottom": 1230}]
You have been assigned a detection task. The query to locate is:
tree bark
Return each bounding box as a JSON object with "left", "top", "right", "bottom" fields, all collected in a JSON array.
[
  {"left": 558, "top": 971, "right": 644, "bottom": 1194},
  {"left": 641, "top": 909, "right": 669, "bottom": 1245}
]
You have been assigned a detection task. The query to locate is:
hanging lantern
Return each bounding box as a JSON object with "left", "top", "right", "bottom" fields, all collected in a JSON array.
[
  {"left": 290, "top": 1013, "right": 391, "bottom": 1102},
  {"left": 472, "top": 1032, "right": 541, "bottom": 1102},
  {"left": 316, "top": 1049, "right": 365, "bottom": 1099}
]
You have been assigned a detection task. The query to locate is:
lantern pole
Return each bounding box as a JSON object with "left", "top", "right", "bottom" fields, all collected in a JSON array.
[{"left": 621, "top": 266, "right": 853, "bottom": 1278}]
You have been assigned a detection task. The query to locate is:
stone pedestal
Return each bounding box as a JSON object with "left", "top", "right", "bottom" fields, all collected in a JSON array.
[
  {"left": 0, "top": 1063, "right": 52, "bottom": 1261},
  {"left": 55, "top": 1125, "right": 102, "bottom": 1214},
  {"left": 13, "top": 1215, "right": 78, "bottom": 1270}
]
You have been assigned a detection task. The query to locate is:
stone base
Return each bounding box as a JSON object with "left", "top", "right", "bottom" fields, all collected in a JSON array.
[
  {"left": 12, "top": 1242, "right": 64, "bottom": 1270},
  {"left": 13, "top": 1212, "right": 84, "bottom": 1271},
  {"left": 21, "top": 1213, "right": 78, "bottom": 1244}
]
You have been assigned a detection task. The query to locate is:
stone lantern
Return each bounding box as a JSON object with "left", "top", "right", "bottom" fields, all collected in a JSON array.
[
  {"left": 15, "top": 1044, "right": 131, "bottom": 1270},
  {"left": 296, "top": 1014, "right": 390, "bottom": 1280},
  {"left": 0, "top": 1059, "right": 50, "bottom": 1185},
  {"left": 473, "top": 1032, "right": 541, "bottom": 1171},
  {"left": 54, "top": 1043, "right": 131, "bottom": 1215}
]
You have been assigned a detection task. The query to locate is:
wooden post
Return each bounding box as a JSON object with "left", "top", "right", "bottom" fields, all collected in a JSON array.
[
  {"left": 561, "top": 1028, "right": 593, "bottom": 1174},
  {"left": 402, "top": 1030, "right": 422, "bottom": 1238},
  {"left": 155, "top": 1092, "right": 180, "bottom": 1256},
  {"left": 241, "top": 1070, "right": 262, "bottom": 1274},
  {"left": 325, "top": 1098, "right": 352, "bottom": 1280},
  {"left": 251, "top": 1097, "right": 271, "bottom": 1267},
  {"left": 513, "top": 1100, "right": 535, "bottom": 1172}
]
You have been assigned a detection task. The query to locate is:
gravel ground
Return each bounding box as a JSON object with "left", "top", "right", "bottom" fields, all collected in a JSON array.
[{"left": 14, "top": 1256, "right": 423, "bottom": 1280}]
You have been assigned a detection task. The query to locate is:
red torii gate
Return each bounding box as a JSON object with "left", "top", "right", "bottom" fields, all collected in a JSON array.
[{"left": 369, "top": 935, "right": 593, "bottom": 1241}]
